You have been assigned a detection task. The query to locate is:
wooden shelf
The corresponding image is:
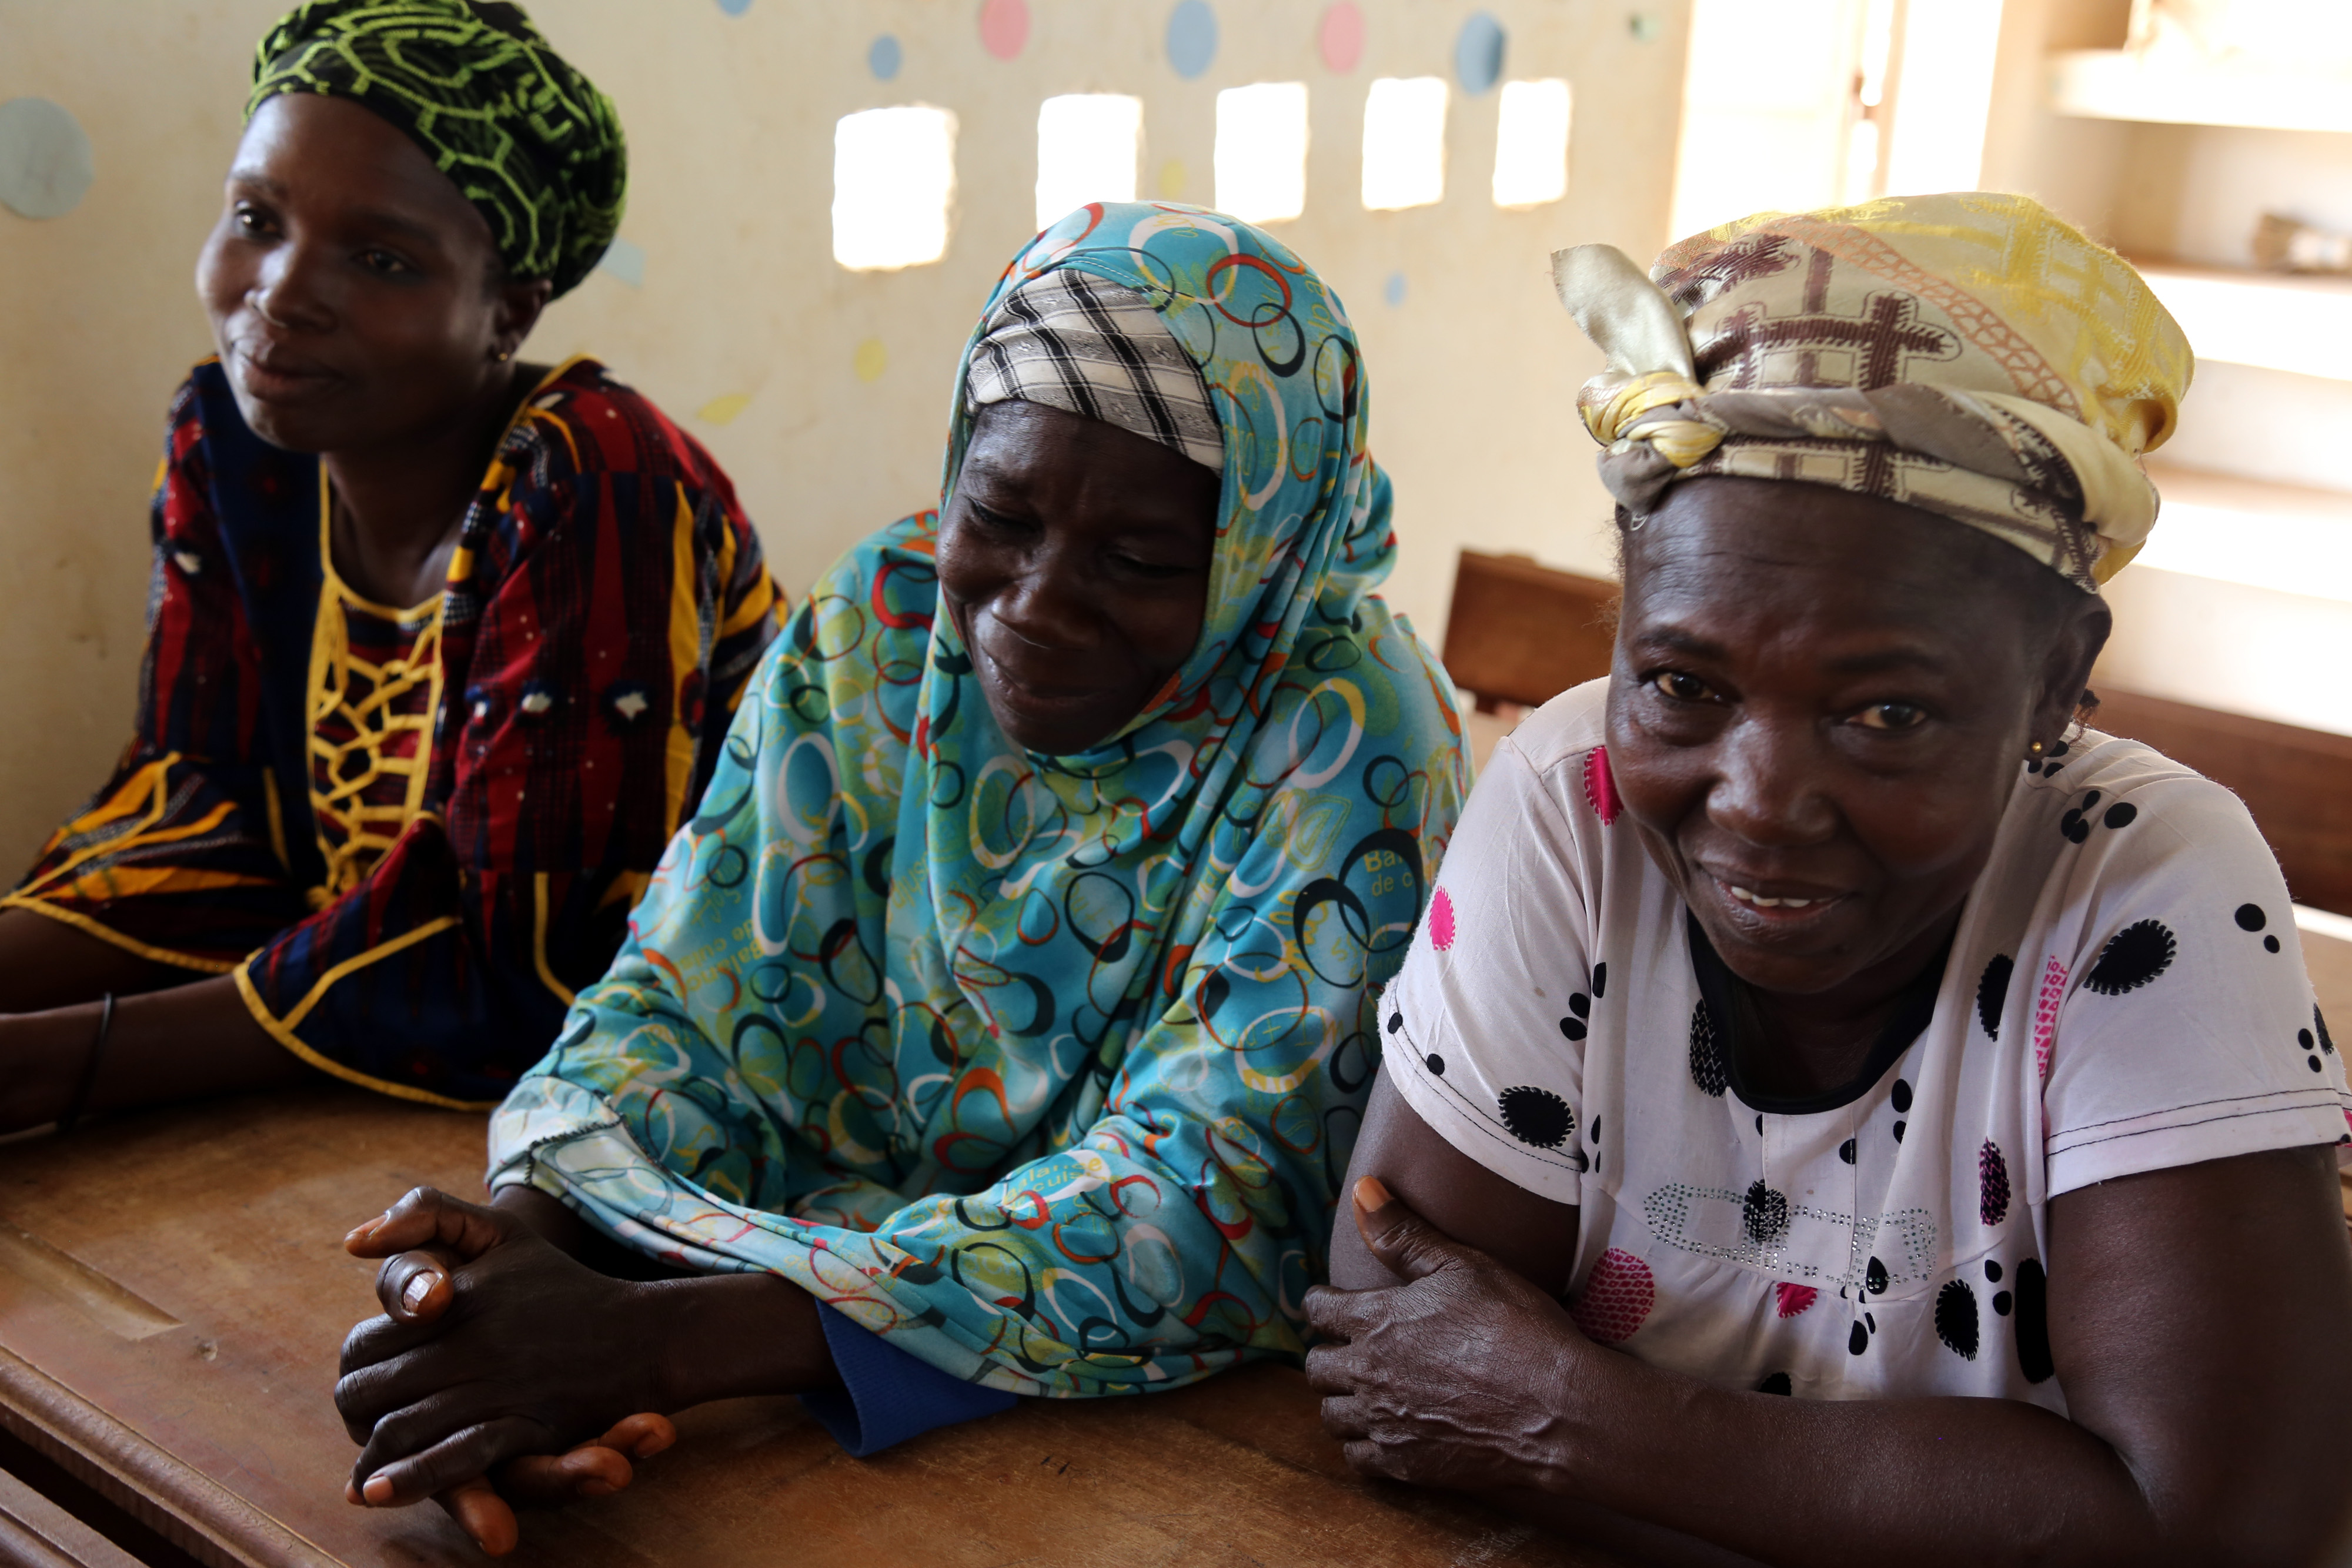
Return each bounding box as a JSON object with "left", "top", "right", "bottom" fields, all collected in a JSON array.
[
  {"left": 2136, "top": 462, "right": 2352, "bottom": 601},
  {"left": 2134, "top": 261, "right": 2352, "bottom": 382},
  {"left": 2049, "top": 48, "right": 2352, "bottom": 133}
]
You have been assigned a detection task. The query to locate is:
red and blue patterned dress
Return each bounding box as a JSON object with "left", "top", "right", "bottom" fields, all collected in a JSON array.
[{"left": 5, "top": 356, "right": 781, "bottom": 1108}]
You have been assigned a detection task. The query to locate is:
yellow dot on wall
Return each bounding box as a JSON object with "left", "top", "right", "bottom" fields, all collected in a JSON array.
[
  {"left": 1157, "top": 159, "right": 1187, "bottom": 200},
  {"left": 697, "top": 392, "right": 753, "bottom": 426},
  {"left": 854, "top": 337, "right": 889, "bottom": 383}
]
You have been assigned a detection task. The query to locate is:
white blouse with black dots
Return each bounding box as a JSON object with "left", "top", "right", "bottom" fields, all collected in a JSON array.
[{"left": 1383, "top": 679, "right": 2350, "bottom": 1406}]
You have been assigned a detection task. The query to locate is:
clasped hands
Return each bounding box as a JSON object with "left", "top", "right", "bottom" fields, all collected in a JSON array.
[
  {"left": 1302, "top": 1178, "right": 1624, "bottom": 1499},
  {"left": 336, "top": 1187, "right": 676, "bottom": 1557},
  {"left": 338, "top": 1176, "right": 1609, "bottom": 1552}
]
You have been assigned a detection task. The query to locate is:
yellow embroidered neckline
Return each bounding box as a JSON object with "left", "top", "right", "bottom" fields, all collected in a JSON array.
[
  {"left": 297, "top": 359, "right": 590, "bottom": 902},
  {"left": 306, "top": 472, "right": 447, "bottom": 901}
]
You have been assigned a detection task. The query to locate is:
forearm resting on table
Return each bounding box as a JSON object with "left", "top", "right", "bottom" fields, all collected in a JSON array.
[
  {"left": 489, "top": 1185, "right": 842, "bottom": 1405},
  {"left": 0, "top": 907, "right": 201, "bottom": 1011},
  {"left": 1541, "top": 1351, "right": 2165, "bottom": 1566},
  {"left": 0, "top": 945, "right": 307, "bottom": 1132},
  {"left": 1332, "top": 1074, "right": 2351, "bottom": 1566},
  {"left": 1569, "top": 1152, "right": 2351, "bottom": 1566}
]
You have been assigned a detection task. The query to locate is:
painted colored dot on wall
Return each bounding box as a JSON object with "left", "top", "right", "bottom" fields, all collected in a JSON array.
[
  {"left": 698, "top": 392, "right": 753, "bottom": 425},
  {"left": 1629, "top": 11, "right": 1663, "bottom": 43},
  {"left": 980, "top": 0, "right": 1029, "bottom": 61},
  {"left": 869, "top": 34, "right": 903, "bottom": 81},
  {"left": 1455, "top": 12, "right": 1508, "bottom": 95},
  {"left": 1319, "top": 3, "right": 1364, "bottom": 73},
  {"left": 854, "top": 337, "right": 890, "bottom": 383},
  {"left": 1167, "top": 0, "right": 1219, "bottom": 80},
  {"left": 597, "top": 236, "right": 646, "bottom": 287},
  {"left": 1384, "top": 270, "right": 1407, "bottom": 306},
  {"left": 1157, "top": 159, "right": 1188, "bottom": 199},
  {"left": 713, "top": 0, "right": 751, "bottom": 15},
  {"left": 0, "top": 98, "right": 94, "bottom": 220}
]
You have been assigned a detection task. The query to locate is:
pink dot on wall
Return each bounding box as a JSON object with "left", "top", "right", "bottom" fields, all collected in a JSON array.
[
  {"left": 980, "top": 0, "right": 1029, "bottom": 60},
  {"left": 1319, "top": 2, "right": 1364, "bottom": 72}
]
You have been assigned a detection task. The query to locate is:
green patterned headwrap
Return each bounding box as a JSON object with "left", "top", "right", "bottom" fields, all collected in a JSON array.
[{"left": 248, "top": 0, "right": 626, "bottom": 297}]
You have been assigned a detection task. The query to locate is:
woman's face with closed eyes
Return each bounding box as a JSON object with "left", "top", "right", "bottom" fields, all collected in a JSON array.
[{"left": 936, "top": 399, "right": 1221, "bottom": 756}]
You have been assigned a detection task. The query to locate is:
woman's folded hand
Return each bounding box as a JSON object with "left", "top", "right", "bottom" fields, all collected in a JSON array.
[
  {"left": 427, "top": 1413, "right": 678, "bottom": 1556},
  {"left": 1302, "top": 1176, "right": 1612, "bottom": 1497},
  {"left": 337, "top": 1186, "right": 675, "bottom": 1553}
]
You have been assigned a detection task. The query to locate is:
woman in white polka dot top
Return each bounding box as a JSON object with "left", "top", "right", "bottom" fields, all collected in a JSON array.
[{"left": 1301, "top": 195, "right": 2352, "bottom": 1563}]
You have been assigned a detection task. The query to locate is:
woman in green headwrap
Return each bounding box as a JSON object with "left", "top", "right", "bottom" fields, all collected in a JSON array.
[{"left": 0, "top": 2, "right": 780, "bottom": 1126}]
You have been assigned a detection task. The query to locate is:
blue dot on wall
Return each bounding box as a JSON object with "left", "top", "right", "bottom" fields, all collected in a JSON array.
[
  {"left": 0, "top": 98, "right": 94, "bottom": 220},
  {"left": 868, "top": 34, "right": 903, "bottom": 80},
  {"left": 1384, "top": 270, "right": 1407, "bottom": 307},
  {"left": 1167, "top": 0, "right": 1218, "bottom": 80},
  {"left": 1455, "top": 12, "right": 1507, "bottom": 95},
  {"left": 713, "top": 0, "right": 751, "bottom": 15},
  {"left": 597, "top": 236, "right": 646, "bottom": 288}
]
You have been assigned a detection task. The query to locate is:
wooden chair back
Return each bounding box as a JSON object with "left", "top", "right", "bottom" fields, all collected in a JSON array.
[
  {"left": 1439, "top": 551, "right": 1619, "bottom": 713},
  {"left": 2089, "top": 688, "right": 2352, "bottom": 918}
]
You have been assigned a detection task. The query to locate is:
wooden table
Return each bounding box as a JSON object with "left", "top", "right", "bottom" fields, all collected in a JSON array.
[{"left": 0, "top": 1088, "right": 1612, "bottom": 1568}]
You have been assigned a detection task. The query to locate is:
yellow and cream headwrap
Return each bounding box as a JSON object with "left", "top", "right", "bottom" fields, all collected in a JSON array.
[{"left": 1555, "top": 192, "right": 2194, "bottom": 590}]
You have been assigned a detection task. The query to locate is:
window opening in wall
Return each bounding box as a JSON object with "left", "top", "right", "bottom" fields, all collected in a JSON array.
[
  {"left": 1035, "top": 94, "right": 1143, "bottom": 230},
  {"left": 1361, "top": 76, "right": 1448, "bottom": 211},
  {"left": 1844, "top": 0, "right": 1897, "bottom": 200},
  {"left": 1491, "top": 78, "right": 1571, "bottom": 208},
  {"left": 1879, "top": 0, "right": 1999, "bottom": 195},
  {"left": 832, "top": 105, "right": 957, "bottom": 270},
  {"left": 1666, "top": 0, "right": 1866, "bottom": 238},
  {"left": 1215, "top": 82, "right": 1309, "bottom": 223}
]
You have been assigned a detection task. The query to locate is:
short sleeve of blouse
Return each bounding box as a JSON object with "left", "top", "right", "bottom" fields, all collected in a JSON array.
[
  {"left": 2041, "top": 761, "right": 2352, "bottom": 1195},
  {"left": 1382, "top": 704, "right": 1605, "bottom": 1205}
]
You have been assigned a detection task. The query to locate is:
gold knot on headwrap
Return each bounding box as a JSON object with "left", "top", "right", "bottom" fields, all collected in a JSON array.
[
  {"left": 1554, "top": 242, "right": 1723, "bottom": 467},
  {"left": 1552, "top": 192, "right": 2195, "bottom": 591},
  {"left": 1582, "top": 370, "right": 1722, "bottom": 469}
]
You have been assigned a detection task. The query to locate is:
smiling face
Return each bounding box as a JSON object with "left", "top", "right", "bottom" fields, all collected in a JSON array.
[
  {"left": 1607, "top": 477, "right": 2109, "bottom": 1004},
  {"left": 936, "top": 399, "right": 1221, "bottom": 755},
  {"left": 195, "top": 92, "right": 549, "bottom": 454}
]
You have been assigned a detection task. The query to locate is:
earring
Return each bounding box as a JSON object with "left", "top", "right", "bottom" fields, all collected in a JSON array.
[
  {"left": 495, "top": 349, "right": 512, "bottom": 363},
  {"left": 2027, "top": 740, "right": 2045, "bottom": 757}
]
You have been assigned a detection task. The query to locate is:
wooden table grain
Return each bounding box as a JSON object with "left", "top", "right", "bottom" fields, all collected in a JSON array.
[{"left": 0, "top": 1087, "right": 1612, "bottom": 1568}]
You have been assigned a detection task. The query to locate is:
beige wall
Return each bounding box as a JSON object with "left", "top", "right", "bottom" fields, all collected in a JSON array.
[{"left": 0, "top": 0, "right": 1690, "bottom": 871}]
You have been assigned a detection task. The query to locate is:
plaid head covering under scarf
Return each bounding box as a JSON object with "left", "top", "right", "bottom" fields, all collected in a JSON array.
[
  {"left": 1553, "top": 192, "right": 2194, "bottom": 590},
  {"left": 249, "top": 0, "right": 625, "bottom": 296},
  {"left": 964, "top": 267, "right": 1227, "bottom": 473}
]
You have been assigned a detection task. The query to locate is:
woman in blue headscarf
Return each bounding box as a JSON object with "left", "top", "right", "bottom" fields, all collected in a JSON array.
[{"left": 330, "top": 204, "right": 1466, "bottom": 1546}]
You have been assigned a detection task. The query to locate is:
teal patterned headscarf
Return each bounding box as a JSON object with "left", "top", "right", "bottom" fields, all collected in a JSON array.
[
  {"left": 248, "top": 0, "right": 624, "bottom": 295},
  {"left": 489, "top": 204, "right": 1468, "bottom": 1398}
]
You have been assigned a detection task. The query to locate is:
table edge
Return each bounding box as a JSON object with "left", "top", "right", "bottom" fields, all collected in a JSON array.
[{"left": 0, "top": 1345, "right": 342, "bottom": 1568}]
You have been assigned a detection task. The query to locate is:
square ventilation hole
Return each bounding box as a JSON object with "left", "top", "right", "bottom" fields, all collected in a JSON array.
[
  {"left": 833, "top": 105, "right": 957, "bottom": 270},
  {"left": 1492, "top": 79, "right": 1571, "bottom": 208},
  {"left": 1215, "top": 82, "right": 1309, "bottom": 225},
  {"left": 1035, "top": 94, "right": 1143, "bottom": 230},
  {"left": 1361, "top": 76, "right": 1448, "bottom": 211}
]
